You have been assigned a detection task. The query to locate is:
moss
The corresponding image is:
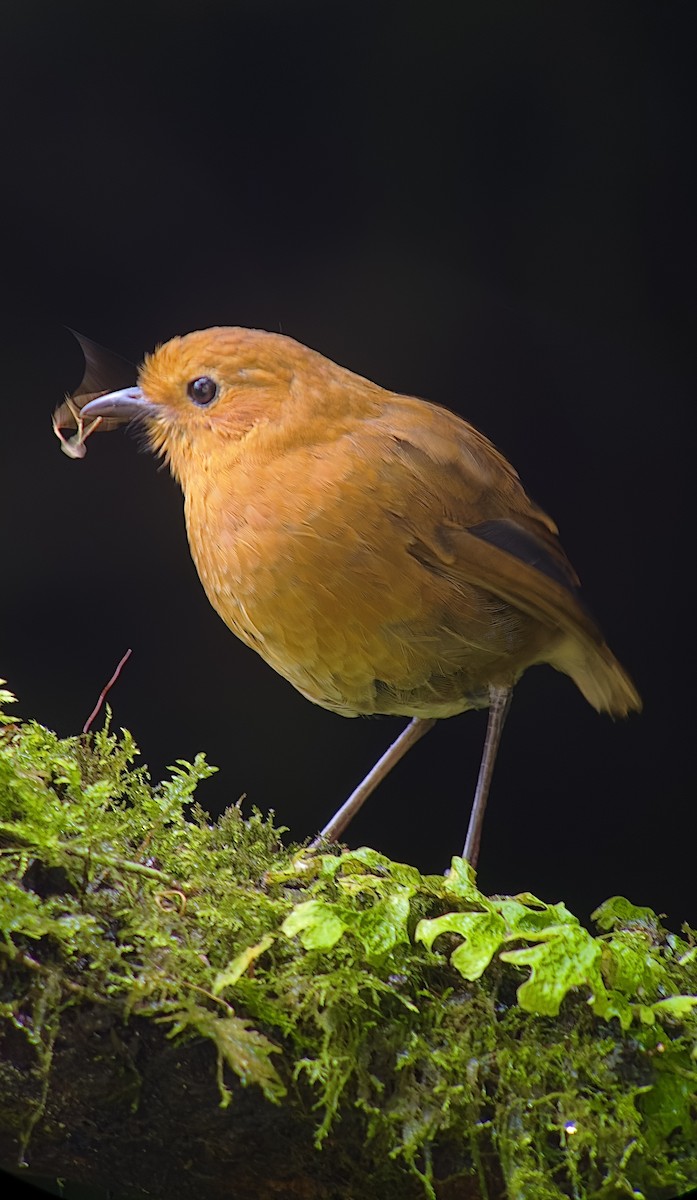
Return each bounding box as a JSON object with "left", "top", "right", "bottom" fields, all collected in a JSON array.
[{"left": 0, "top": 681, "right": 696, "bottom": 1199}]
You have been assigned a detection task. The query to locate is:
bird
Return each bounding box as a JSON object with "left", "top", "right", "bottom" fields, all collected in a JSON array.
[{"left": 54, "top": 326, "right": 641, "bottom": 865}]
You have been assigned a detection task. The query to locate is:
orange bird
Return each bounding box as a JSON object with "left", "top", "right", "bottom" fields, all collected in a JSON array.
[{"left": 56, "top": 327, "right": 641, "bottom": 864}]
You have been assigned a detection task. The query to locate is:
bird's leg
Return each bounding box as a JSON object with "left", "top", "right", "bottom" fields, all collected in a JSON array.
[
  {"left": 310, "top": 716, "right": 437, "bottom": 848},
  {"left": 462, "top": 686, "right": 512, "bottom": 868}
]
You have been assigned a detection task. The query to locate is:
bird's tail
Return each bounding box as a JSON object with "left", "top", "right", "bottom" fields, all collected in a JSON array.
[
  {"left": 448, "top": 527, "right": 641, "bottom": 717},
  {"left": 550, "top": 635, "right": 641, "bottom": 717}
]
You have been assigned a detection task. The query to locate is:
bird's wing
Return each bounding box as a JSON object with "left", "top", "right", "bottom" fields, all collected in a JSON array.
[
  {"left": 368, "top": 396, "right": 584, "bottom": 606},
  {"left": 354, "top": 399, "right": 640, "bottom": 714}
]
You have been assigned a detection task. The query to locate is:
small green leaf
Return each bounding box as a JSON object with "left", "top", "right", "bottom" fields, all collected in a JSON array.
[
  {"left": 281, "top": 900, "right": 348, "bottom": 950},
  {"left": 636, "top": 1004, "right": 656, "bottom": 1025},
  {"left": 651, "top": 995, "right": 697, "bottom": 1020},
  {"left": 416, "top": 910, "right": 506, "bottom": 980},
  {"left": 351, "top": 890, "right": 411, "bottom": 960},
  {"left": 590, "top": 987, "right": 635, "bottom": 1030},
  {"left": 497, "top": 897, "right": 578, "bottom": 935},
  {"left": 592, "top": 896, "right": 660, "bottom": 932},
  {"left": 334, "top": 846, "right": 423, "bottom": 888},
  {"left": 500, "top": 924, "right": 605, "bottom": 1016},
  {"left": 213, "top": 934, "right": 275, "bottom": 995},
  {"left": 601, "top": 930, "right": 662, "bottom": 995},
  {"left": 443, "top": 856, "right": 480, "bottom": 901}
]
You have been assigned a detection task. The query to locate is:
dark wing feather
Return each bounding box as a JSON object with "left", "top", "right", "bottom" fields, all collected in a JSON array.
[
  {"left": 365, "top": 398, "right": 640, "bottom": 714},
  {"left": 467, "top": 518, "right": 584, "bottom": 598}
]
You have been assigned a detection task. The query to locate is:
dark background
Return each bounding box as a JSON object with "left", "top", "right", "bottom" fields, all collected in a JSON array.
[{"left": 1, "top": 1, "right": 695, "bottom": 934}]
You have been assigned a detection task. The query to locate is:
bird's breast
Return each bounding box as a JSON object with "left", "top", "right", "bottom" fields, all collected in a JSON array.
[{"left": 181, "top": 439, "right": 553, "bottom": 717}]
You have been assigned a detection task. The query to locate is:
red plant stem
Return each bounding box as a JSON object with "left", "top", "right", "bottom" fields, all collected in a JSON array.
[{"left": 83, "top": 648, "right": 133, "bottom": 734}]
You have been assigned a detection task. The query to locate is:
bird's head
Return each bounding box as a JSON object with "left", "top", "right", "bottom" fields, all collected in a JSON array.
[{"left": 77, "top": 326, "right": 366, "bottom": 484}]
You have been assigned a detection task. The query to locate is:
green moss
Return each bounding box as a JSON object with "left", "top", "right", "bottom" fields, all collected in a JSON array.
[{"left": 0, "top": 681, "right": 695, "bottom": 1199}]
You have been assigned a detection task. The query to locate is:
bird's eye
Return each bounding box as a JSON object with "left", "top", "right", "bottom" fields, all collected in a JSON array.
[{"left": 187, "top": 376, "right": 218, "bottom": 406}]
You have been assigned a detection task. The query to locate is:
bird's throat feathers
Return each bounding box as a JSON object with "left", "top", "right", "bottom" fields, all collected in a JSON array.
[{"left": 143, "top": 384, "right": 287, "bottom": 488}]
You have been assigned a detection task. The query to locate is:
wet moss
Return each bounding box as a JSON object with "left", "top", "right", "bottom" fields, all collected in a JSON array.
[{"left": 0, "top": 682, "right": 695, "bottom": 1199}]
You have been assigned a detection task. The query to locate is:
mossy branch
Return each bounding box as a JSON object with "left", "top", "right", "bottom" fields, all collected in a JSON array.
[{"left": 0, "top": 682, "right": 695, "bottom": 1200}]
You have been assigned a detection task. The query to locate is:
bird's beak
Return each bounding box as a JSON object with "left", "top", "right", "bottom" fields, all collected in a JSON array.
[{"left": 79, "top": 386, "right": 158, "bottom": 421}]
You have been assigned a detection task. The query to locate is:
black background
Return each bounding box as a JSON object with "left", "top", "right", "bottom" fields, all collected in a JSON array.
[{"left": 2, "top": 1, "right": 695, "bottom": 933}]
